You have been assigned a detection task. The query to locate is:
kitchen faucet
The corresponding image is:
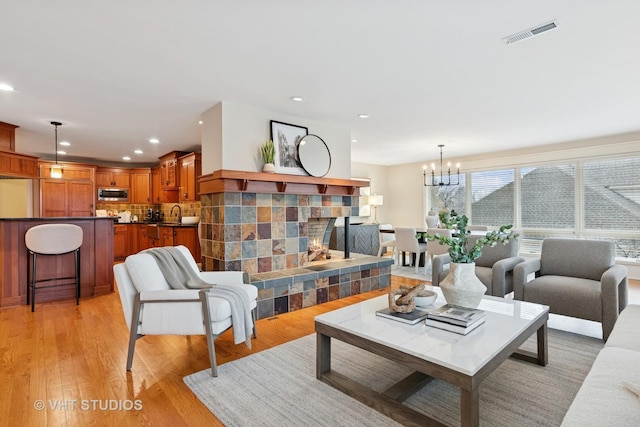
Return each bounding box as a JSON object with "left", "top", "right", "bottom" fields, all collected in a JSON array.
[{"left": 170, "top": 204, "right": 182, "bottom": 224}]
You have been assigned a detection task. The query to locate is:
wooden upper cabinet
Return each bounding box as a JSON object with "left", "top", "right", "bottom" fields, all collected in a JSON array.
[
  {"left": 131, "top": 168, "right": 151, "bottom": 203},
  {"left": 178, "top": 152, "right": 201, "bottom": 202},
  {"left": 0, "top": 121, "right": 18, "bottom": 151},
  {"left": 159, "top": 151, "right": 188, "bottom": 189},
  {"left": 0, "top": 150, "right": 38, "bottom": 178},
  {"left": 96, "top": 167, "right": 130, "bottom": 188},
  {"left": 151, "top": 166, "right": 162, "bottom": 203},
  {"left": 38, "top": 162, "right": 95, "bottom": 217},
  {"left": 39, "top": 161, "right": 95, "bottom": 180}
]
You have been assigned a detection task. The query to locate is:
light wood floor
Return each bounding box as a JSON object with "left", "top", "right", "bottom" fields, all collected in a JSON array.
[{"left": 1, "top": 275, "right": 638, "bottom": 426}]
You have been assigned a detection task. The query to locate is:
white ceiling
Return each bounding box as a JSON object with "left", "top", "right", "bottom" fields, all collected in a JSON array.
[{"left": 1, "top": 1, "right": 639, "bottom": 167}]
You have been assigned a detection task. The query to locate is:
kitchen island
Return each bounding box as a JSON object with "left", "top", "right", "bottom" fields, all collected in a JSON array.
[{"left": 0, "top": 217, "right": 114, "bottom": 308}]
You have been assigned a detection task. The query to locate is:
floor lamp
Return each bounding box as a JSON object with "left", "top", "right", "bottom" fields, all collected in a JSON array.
[{"left": 369, "top": 194, "right": 383, "bottom": 224}]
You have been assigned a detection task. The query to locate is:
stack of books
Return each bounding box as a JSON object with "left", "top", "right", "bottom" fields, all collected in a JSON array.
[
  {"left": 425, "top": 304, "right": 486, "bottom": 335},
  {"left": 375, "top": 307, "right": 430, "bottom": 325}
]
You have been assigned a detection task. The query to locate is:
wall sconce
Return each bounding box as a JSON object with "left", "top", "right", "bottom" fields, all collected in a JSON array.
[
  {"left": 50, "top": 121, "right": 63, "bottom": 179},
  {"left": 369, "top": 194, "right": 383, "bottom": 224}
]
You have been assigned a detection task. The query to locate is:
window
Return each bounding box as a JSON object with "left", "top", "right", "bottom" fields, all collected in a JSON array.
[
  {"left": 583, "top": 158, "right": 640, "bottom": 231},
  {"left": 428, "top": 174, "right": 466, "bottom": 216},
  {"left": 470, "top": 169, "right": 514, "bottom": 226},
  {"left": 520, "top": 164, "right": 575, "bottom": 229}
]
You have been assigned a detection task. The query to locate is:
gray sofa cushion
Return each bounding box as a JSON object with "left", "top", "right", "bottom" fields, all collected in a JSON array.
[
  {"left": 468, "top": 234, "right": 519, "bottom": 268},
  {"left": 540, "top": 238, "right": 614, "bottom": 281}
]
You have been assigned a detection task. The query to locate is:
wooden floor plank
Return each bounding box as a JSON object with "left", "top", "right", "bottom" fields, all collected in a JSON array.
[{"left": 0, "top": 271, "right": 637, "bottom": 426}]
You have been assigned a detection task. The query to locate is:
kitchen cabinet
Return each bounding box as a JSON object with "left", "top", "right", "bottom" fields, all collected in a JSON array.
[
  {"left": 131, "top": 168, "right": 151, "bottom": 203},
  {"left": 39, "top": 162, "right": 95, "bottom": 217},
  {"left": 96, "top": 167, "right": 130, "bottom": 188},
  {"left": 0, "top": 150, "right": 38, "bottom": 178},
  {"left": 151, "top": 164, "right": 179, "bottom": 204},
  {"left": 159, "top": 225, "right": 200, "bottom": 262},
  {"left": 178, "top": 152, "right": 201, "bottom": 202},
  {"left": 42, "top": 180, "right": 94, "bottom": 217},
  {"left": 113, "top": 224, "right": 130, "bottom": 259},
  {"left": 159, "top": 151, "right": 187, "bottom": 189},
  {"left": 0, "top": 121, "right": 18, "bottom": 151}
]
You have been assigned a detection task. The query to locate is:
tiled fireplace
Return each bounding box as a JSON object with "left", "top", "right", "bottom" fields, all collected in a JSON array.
[{"left": 198, "top": 170, "right": 393, "bottom": 319}]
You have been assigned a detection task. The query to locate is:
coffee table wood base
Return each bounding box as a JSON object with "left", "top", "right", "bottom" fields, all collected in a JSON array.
[{"left": 317, "top": 320, "right": 548, "bottom": 427}]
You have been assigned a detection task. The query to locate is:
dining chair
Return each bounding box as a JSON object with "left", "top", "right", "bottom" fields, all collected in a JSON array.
[
  {"left": 426, "top": 228, "right": 452, "bottom": 268},
  {"left": 394, "top": 227, "right": 428, "bottom": 275},
  {"left": 377, "top": 223, "right": 397, "bottom": 261}
]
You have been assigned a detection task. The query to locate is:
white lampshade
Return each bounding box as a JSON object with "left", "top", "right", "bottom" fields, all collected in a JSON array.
[
  {"left": 50, "top": 164, "right": 63, "bottom": 179},
  {"left": 369, "top": 194, "right": 383, "bottom": 206}
]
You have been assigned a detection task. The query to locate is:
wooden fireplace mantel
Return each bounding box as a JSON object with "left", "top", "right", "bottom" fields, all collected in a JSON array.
[{"left": 199, "top": 170, "right": 369, "bottom": 196}]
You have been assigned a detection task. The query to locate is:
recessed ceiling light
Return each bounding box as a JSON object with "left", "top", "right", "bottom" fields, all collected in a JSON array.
[
  {"left": 57, "top": 150, "right": 66, "bottom": 155},
  {"left": 290, "top": 96, "right": 304, "bottom": 102},
  {"left": 149, "top": 138, "right": 159, "bottom": 144},
  {"left": 122, "top": 156, "right": 131, "bottom": 161},
  {"left": 357, "top": 114, "right": 369, "bottom": 119},
  {"left": 351, "top": 139, "right": 358, "bottom": 143},
  {"left": 198, "top": 120, "right": 203, "bottom": 125},
  {"left": 59, "top": 141, "right": 70, "bottom": 146},
  {"left": 134, "top": 149, "right": 143, "bottom": 154},
  {"left": 0, "top": 83, "right": 14, "bottom": 92}
]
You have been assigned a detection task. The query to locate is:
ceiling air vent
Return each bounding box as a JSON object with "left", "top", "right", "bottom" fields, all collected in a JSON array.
[{"left": 502, "top": 19, "right": 559, "bottom": 45}]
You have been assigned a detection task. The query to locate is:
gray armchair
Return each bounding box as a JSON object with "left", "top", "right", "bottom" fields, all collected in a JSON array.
[
  {"left": 432, "top": 233, "right": 523, "bottom": 297},
  {"left": 514, "top": 238, "right": 628, "bottom": 341}
]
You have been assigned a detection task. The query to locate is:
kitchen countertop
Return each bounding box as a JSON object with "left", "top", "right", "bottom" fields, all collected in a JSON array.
[{"left": 114, "top": 221, "right": 198, "bottom": 228}]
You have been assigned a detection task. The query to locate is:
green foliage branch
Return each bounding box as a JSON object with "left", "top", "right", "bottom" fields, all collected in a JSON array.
[{"left": 419, "top": 209, "right": 519, "bottom": 263}]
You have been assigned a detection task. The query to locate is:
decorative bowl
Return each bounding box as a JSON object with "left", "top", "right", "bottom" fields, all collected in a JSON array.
[
  {"left": 181, "top": 216, "right": 200, "bottom": 225},
  {"left": 414, "top": 290, "right": 437, "bottom": 307}
]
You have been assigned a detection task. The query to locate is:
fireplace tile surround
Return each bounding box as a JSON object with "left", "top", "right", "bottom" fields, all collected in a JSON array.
[{"left": 197, "top": 170, "right": 388, "bottom": 318}]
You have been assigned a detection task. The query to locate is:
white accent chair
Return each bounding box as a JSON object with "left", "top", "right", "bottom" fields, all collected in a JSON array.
[
  {"left": 395, "top": 227, "right": 428, "bottom": 275},
  {"left": 113, "top": 245, "right": 258, "bottom": 376},
  {"left": 377, "top": 223, "right": 396, "bottom": 261}
]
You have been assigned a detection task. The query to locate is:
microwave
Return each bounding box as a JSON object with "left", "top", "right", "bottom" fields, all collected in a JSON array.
[{"left": 97, "top": 188, "right": 129, "bottom": 202}]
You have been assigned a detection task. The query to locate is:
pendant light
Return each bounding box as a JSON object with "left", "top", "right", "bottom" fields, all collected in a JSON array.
[
  {"left": 50, "top": 121, "right": 63, "bottom": 179},
  {"left": 422, "top": 144, "right": 460, "bottom": 186}
]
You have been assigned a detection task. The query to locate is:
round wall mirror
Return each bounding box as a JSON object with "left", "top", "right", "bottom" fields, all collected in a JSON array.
[{"left": 297, "top": 134, "right": 331, "bottom": 177}]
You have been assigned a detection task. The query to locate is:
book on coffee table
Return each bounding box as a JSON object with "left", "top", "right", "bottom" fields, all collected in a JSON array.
[
  {"left": 376, "top": 308, "right": 430, "bottom": 325},
  {"left": 426, "top": 304, "right": 485, "bottom": 327},
  {"left": 425, "top": 317, "right": 486, "bottom": 335}
]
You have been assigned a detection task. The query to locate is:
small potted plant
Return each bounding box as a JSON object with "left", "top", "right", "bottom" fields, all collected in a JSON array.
[
  {"left": 425, "top": 210, "right": 518, "bottom": 307},
  {"left": 259, "top": 140, "right": 275, "bottom": 173}
]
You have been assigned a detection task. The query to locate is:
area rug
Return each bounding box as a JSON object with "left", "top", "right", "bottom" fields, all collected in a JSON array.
[
  {"left": 391, "top": 263, "right": 432, "bottom": 281},
  {"left": 184, "top": 329, "right": 602, "bottom": 427}
]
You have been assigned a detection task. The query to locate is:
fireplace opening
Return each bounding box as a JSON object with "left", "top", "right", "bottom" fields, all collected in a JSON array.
[{"left": 307, "top": 217, "right": 336, "bottom": 261}]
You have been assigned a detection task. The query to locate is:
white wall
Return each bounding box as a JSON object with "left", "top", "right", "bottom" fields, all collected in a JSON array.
[
  {"left": 350, "top": 162, "right": 388, "bottom": 224},
  {"left": 201, "top": 101, "right": 352, "bottom": 178}
]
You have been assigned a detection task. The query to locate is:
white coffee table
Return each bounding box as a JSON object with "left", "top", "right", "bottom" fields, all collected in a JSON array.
[{"left": 315, "top": 287, "right": 549, "bottom": 427}]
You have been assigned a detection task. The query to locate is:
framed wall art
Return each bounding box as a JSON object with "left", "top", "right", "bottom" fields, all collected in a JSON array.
[{"left": 270, "top": 120, "right": 308, "bottom": 175}]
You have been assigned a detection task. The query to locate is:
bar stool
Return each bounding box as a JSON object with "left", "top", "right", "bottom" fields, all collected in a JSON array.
[{"left": 25, "top": 224, "right": 83, "bottom": 312}]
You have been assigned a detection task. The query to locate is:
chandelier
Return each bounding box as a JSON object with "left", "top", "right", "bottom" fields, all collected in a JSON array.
[
  {"left": 50, "top": 121, "right": 63, "bottom": 179},
  {"left": 423, "top": 144, "right": 460, "bottom": 187}
]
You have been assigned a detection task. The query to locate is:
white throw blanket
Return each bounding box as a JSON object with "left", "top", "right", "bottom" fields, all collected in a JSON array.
[{"left": 144, "top": 247, "right": 253, "bottom": 348}]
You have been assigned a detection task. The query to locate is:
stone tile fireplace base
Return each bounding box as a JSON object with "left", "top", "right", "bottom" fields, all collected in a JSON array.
[{"left": 197, "top": 170, "right": 377, "bottom": 318}]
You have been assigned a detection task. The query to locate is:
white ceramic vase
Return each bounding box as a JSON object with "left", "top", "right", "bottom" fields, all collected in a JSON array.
[
  {"left": 262, "top": 163, "right": 275, "bottom": 173},
  {"left": 439, "top": 262, "right": 486, "bottom": 308}
]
